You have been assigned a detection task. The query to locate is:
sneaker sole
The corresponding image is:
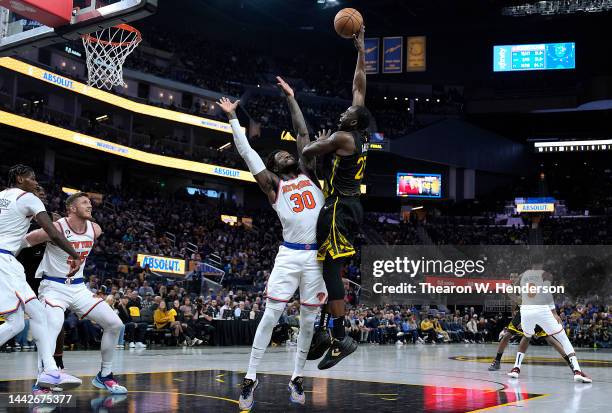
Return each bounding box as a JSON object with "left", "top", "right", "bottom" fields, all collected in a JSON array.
[
  {"left": 288, "top": 385, "right": 306, "bottom": 405},
  {"left": 317, "top": 340, "right": 358, "bottom": 370},
  {"left": 37, "top": 379, "right": 81, "bottom": 390},
  {"left": 574, "top": 377, "right": 592, "bottom": 383},
  {"left": 91, "top": 378, "right": 128, "bottom": 394},
  {"left": 239, "top": 380, "right": 258, "bottom": 411}
]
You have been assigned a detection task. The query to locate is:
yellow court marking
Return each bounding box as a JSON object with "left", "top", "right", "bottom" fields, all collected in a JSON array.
[
  {"left": 451, "top": 355, "right": 612, "bottom": 366},
  {"left": 67, "top": 388, "right": 239, "bottom": 405},
  {"left": 357, "top": 393, "right": 399, "bottom": 396},
  {"left": 381, "top": 397, "right": 398, "bottom": 401},
  {"left": 466, "top": 393, "right": 550, "bottom": 413}
]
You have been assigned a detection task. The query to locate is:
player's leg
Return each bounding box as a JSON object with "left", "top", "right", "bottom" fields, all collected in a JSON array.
[
  {"left": 528, "top": 308, "right": 591, "bottom": 382},
  {"left": 548, "top": 329, "right": 592, "bottom": 382},
  {"left": 544, "top": 335, "right": 573, "bottom": 373},
  {"left": 508, "top": 335, "right": 531, "bottom": 378},
  {"left": 289, "top": 256, "right": 326, "bottom": 405},
  {"left": 54, "top": 326, "right": 66, "bottom": 369},
  {"left": 317, "top": 255, "right": 358, "bottom": 369},
  {"left": 26, "top": 298, "right": 81, "bottom": 389},
  {"left": 0, "top": 307, "right": 25, "bottom": 346},
  {"left": 84, "top": 300, "right": 128, "bottom": 393},
  {"left": 489, "top": 329, "right": 513, "bottom": 370},
  {"left": 317, "top": 198, "right": 360, "bottom": 369},
  {"left": 240, "top": 248, "right": 297, "bottom": 411},
  {"left": 240, "top": 298, "right": 286, "bottom": 411}
]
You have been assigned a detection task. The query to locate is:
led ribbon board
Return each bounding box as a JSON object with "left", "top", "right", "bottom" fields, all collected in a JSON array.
[
  {"left": 0, "top": 57, "right": 243, "bottom": 134},
  {"left": 0, "top": 110, "right": 256, "bottom": 182}
]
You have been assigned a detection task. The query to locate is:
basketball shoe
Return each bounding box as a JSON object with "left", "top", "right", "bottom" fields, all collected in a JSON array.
[
  {"left": 288, "top": 376, "right": 305, "bottom": 405},
  {"left": 573, "top": 370, "right": 592, "bottom": 383},
  {"left": 318, "top": 336, "right": 358, "bottom": 370},
  {"left": 507, "top": 367, "right": 520, "bottom": 378},
  {"left": 239, "top": 378, "right": 258, "bottom": 411},
  {"left": 307, "top": 330, "right": 331, "bottom": 360}
]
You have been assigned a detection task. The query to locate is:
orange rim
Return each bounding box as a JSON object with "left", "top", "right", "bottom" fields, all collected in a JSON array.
[{"left": 82, "top": 24, "right": 142, "bottom": 47}]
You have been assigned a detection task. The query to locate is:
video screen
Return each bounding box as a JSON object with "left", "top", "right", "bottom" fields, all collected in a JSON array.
[
  {"left": 493, "top": 42, "right": 575, "bottom": 72},
  {"left": 397, "top": 173, "right": 442, "bottom": 198}
]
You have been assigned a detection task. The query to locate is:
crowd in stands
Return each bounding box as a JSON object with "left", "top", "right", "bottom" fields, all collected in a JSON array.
[{"left": 0, "top": 173, "right": 610, "bottom": 352}]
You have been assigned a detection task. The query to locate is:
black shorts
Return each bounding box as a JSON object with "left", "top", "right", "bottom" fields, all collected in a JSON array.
[{"left": 316, "top": 195, "right": 363, "bottom": 260}]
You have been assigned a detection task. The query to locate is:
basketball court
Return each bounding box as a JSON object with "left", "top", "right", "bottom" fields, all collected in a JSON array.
[
  {"left": 0, "top": 2, "right": 609, "bottom": 413},
  {"left": 0, "top": 344, "right": 610, "bottom": 412}
]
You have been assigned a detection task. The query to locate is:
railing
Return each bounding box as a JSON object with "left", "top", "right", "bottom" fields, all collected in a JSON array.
[{"left": 165, "top": 231, "right": 176, "bottom": 246}]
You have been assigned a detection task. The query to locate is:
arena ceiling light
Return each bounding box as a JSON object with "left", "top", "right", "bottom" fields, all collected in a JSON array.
[
  {"left": 502, "top": 0, "right": 612, "bottom": 16},
  {"left": 534, "top": 139, "right": 612, "bottom": 152}
]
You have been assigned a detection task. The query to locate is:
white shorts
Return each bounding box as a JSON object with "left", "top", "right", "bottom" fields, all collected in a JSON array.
[
  {"left": 0, "top": 254, "right": 36, "bottom": 315},
  {"left": 520, "top": 305, "right": 563, "bottom": 337},
  {"left": 38, "top": 279, "right": 103, "bottom": 319},
  {"left": 264, "top": 245, "right": 327, "bottom": 307}
]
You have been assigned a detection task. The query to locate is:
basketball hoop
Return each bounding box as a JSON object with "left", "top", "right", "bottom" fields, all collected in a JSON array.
[{"left": 82, "top": 24, "right": 141, "bottom": 90}]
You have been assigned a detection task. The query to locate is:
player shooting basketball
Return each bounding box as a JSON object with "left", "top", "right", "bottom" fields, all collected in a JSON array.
[{"left": 301, "top": 25, "right": 369, "bottom": 370}]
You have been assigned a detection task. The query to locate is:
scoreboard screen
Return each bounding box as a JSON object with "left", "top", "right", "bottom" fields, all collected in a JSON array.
[
  {"left": 397, "top": 173, "right": 442, "bottom": 198},
  {"left": 493, "top": 42, "right": 575, "bottom": 72}
]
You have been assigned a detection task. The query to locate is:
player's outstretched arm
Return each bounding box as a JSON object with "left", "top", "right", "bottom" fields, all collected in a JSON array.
[
  {"left": 302, "top": 129, "right": 353, "bottom": 159},
  {"left": 25, "top": 223, "right": 58, "bottom": 246},
  {"left": 217, "top": 97, "right": 278, "bottom": 204},
  {"left": 276, "top": 76, "right": 316, "bottom": 175},
  {"left": 352, "top": 25, "right": 366, "bottom": 107},
  {"left": 35, "top": 211, "right": 81, "bottom": 275}
]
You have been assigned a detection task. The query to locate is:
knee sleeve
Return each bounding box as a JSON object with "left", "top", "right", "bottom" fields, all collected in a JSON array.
[
  {"left": 298, "top": 305, "right": 318, "bottom": 334},
  {"left": 87, "top": 303, "right": 123, "bottom": 332},
  {"left": 323, "top": 256, "right": 346, "bottom": 301}
]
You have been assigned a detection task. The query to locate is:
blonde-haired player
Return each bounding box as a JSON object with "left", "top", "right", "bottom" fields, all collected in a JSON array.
[
  {"left": 25, "top": 191, "right": 127, "bottom": 393},
  {"left": 0, "top": 164, "right": 82, "bottom": 392}
]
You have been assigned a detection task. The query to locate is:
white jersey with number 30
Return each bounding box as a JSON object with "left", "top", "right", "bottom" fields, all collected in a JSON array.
[
  {"left": 272, "top": 174, "right": 324, "bottom": 244},
  {"left": 36, "top": 218, "right": 95, "bottom": 279}
]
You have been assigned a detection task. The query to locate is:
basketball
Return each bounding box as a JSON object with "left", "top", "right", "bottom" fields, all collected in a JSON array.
[{"left": 334, "top": 8, "right": 363, "bottom": 39}]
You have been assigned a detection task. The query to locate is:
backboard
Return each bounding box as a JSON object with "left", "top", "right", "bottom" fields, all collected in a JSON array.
[{"left": 0, "top": 0, "right": 157, "bottom": 56}]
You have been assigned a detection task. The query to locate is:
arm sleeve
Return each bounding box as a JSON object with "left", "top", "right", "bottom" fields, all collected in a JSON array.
[
  {"left": 16, "top": 193, "right": 46, "bottom": 217},
  {"left": 229, "top": 119, "right": 266, "bottom": 175}
]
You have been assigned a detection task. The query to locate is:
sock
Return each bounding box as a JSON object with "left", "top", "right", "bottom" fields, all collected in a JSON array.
[
  {"left": 495, "top": 352, "right": 503, "bottom": 362},
  {"left": 318, "top": 311, "right": 330, "bottom": 333},
  {"left": 563, "top": 355, "right": 573, "bottom": 372},
  {"left": 569, "top": 355, "right": 580, "bottom": 372},
  {"left": 292, "top": 306, "right": 317, "bottom": 381},
  {"left": 54, "top": 355, "right": 64, "bottom": 370},
  {"left": 514, "top": 352, "right": 524, "bottom": 369},
  {"left": 245, "top": 304, "right": 284, "bottom": 380},
  {"left": 101, "top": 361, "right": 112, "bottom": 377},
  {"left": 332, "top": 316, "right": 345, "bottom": 340}
]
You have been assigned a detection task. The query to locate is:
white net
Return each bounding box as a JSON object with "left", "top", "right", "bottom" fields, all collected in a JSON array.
[{"left": 82, "top": 24, "right": 141, "bottom": 90}]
